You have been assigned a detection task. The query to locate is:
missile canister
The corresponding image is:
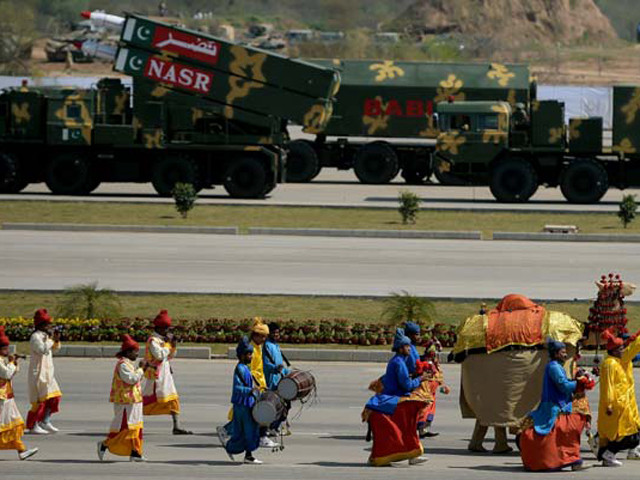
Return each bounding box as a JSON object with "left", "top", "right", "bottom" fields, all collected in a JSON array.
[
  {"left": 76, "top": 39, "right": 117, "bottom": 62},
  {"left": 118, "top": 14, "right": 340, "bottom": 101},
  {"left": 81, "top": 10, "right": 125, "bottom": 33},
  {"left": 114, "top": 46, "right": 334, "bottom": 131},
  {"left": 312, "top": 59, "right": 531, "bottom": 138}
]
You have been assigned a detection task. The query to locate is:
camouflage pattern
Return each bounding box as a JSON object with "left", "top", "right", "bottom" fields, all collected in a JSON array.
[
  {"left": 311, "top": 59, "right": 531, "bottom": 138},
  {"left": 119, "top": 14, "right": 340, "bottom": 100},
  {"left": 529, "top": 100, "right": 564, "bottom": 149},
  {"left": 613, "top": 86, "right": 640, "bottom": 157},
  {"left": 568, "top": 117, "right": 602, "bottom": 154},
  {"left": 114, "top": 46, "right": 334, "bottom": 131}
]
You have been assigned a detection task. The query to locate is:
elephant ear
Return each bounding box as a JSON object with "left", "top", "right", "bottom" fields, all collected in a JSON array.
[{"left": 595, "top": 281, "right": 605, "bottom": 292}]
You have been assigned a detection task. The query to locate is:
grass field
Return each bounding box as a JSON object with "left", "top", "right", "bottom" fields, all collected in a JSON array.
[
  {"left": 0, "top": 200, "right": 633, "bottom": 238},
  {"left": 1, "top": 291, "right": 636, "bottom": 329}
]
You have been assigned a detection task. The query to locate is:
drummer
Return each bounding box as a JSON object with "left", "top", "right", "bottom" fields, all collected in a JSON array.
[
  {"left": 264, "top": 323, "right": 290, "bottom": 390},
  {"left": 224, "top": 337, "right": 262, "bottom": 464},
  {"left": 249, "top": 318, "right": 278, "bottom": 448}
]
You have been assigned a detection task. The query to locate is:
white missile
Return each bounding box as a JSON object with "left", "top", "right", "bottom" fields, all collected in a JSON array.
[
  {"left": 80, "top": 10, "right": 125, "bottom": 33},
  {"left": 74, "top": 39, "right": 117, "bottom": 62}
]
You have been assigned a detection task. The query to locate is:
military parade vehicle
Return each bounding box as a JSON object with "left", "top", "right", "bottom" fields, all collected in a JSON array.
[
  {"left": 0, "top": 13, "right": 340, "bottom": 198},
  {"left": 433, "top": 86, "right": 640, "bottom": 203},
  {"left": 287, "top": 59, "right": 532, "bottom": 184}
]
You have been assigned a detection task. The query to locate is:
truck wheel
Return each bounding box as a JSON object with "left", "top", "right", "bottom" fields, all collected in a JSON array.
[
  {"left": 490, "top": 157, "right": 538, "bottom": 203},
  {"left": 45, "top": 154, "right": 93, "bottom": 195},
  {"left": 286, "top": 140, "right": 319, "bottom": 183},
  {"left": 560, "top": 158, "right": 608, "bottom": 204},
  {"left": 152, "top": 155, "right": 200, "bottom": 197},
  {"left": 354, "top": 142, "right": 399, "bottom": 184},
  {"left": 224, "top": 157, "right": 268, "bottom": 198},
  {"left": 0, "top": 153, "right": 28, "bottom": 193}
]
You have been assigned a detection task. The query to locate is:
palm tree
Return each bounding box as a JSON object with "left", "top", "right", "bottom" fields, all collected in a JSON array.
[
  {"left": 381, "top": 290, "right": 436, "bottom": 326},
  {"left": 57, "top": 282, "right": 122, "bottom": 319}
]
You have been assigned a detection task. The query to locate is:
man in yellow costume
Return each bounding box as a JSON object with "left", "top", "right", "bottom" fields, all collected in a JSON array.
[
  {"left": 597, "top": 329, "right": 640, "bottom": 467},
  {"left": 142, "top": 309, "right": 192, "bottom": 434},
  {"left": 217, "top": 318, "right": 279, "bottom": 449}
]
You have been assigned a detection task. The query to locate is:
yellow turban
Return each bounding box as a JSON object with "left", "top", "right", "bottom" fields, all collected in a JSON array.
[{"left": 251, "top": 317, "right": 269, "bottom": 335}]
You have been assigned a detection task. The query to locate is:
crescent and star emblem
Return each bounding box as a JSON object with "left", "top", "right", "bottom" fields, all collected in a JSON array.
[
  {"left": 137, "top": 27, "right": 151, "bottom": 41},
  {"left": 128, "top": 56, "right": 144, "bottom": 71}
]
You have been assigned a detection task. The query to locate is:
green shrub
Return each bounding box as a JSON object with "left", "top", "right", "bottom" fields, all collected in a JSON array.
[
  {"left": 618, "top": 194, "right": 637, "bottom": 228},
  {"left": 57, "top": 282, "right": 122, "bottom": 319},
  {"left": 172, "top": 182, "right": 198, "bottom": 219},
  {"left": 398, "top": 190, "right": 421, "bottom": 224},
  {"left": 381, "top": 291, "right": 436, "bottom": 326}
]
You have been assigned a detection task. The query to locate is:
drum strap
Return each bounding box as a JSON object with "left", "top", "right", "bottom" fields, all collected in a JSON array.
[{"left": 265, "top": 344, "right": 291, "bottom": 368}]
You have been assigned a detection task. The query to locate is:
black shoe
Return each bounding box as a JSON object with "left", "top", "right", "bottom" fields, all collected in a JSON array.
[{"left": 173, "top": 428, "right": 193, "bottom": 435}]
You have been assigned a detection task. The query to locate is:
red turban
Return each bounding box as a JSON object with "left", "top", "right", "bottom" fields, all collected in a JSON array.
[
  {"left": 602, "top": 329, "right": 624, "bottom": 351},
  {"left": 119, "top": 334, "right": 139, "bottom": 353},
  {"left": 153, "top": 309, "right": 172, "bottom": 328},
  {"left": 34, "top": 308, "right": 52, "bottom": 327},
  {"left": 0, "top": 326, "right": 9, "bottom": 347}
]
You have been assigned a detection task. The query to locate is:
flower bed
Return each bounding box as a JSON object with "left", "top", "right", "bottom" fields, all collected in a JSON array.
[{"left": 0, "top": 317, "right": 458, "bottom": 348}]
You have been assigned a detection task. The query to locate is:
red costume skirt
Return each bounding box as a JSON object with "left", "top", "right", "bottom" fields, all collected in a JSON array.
[
  {"left": 368, "top": 401, "right": 424, "bottom": 466},
  {"left": 417, "top": 380, "right": 439, "bottom": 426},
  {"left": 519, "top": 413, "right": 586, "bottom": 471}
]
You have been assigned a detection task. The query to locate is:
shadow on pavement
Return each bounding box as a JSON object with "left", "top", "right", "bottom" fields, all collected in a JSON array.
[
  {"left": 425, "top": 447, "right": 518, "bottom": 457},
  {"left": 365, "top": 196, "right": 618, "bottom": 206},
  {"left": 159, "top": 460, "right": 237, "bottom": 466},
  {"left": 38, "top": 459, "right": 107, "bottom": 464},
  {"left": 449, "top": 464, "right": 523, "bottom": 472},
  {"left": 67, "top": 432, "right": 104, "bottom": 437},
  {"left": 300, "top": 461, "right": 366, "bottom": 468},
  {"left": 156, "top": 443, "right": 220, "bottom": 449},
  {"left": 319, "top": 435, "right": 365, "bottom": 441}
]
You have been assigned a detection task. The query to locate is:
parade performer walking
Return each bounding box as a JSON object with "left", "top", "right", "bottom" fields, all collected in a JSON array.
[
  {"left": 0, "top": 327, "right": 38, "bottom": 460},
  {"left": 263, "top": 322, "right": 290, "bottom": 391},
  {"left": 363, "top": 328, "right": 431, "bottom": 467},
  {"left": 404, "top": 322, "right": 421, "bottom": 376},
  {"left": 142, "top": 309, "right": 192, "bottom": 434},
  {"left": 98, "top": 335, "right": 151, "bottom": 462},
  {"left": 27, "top": 308, "right": 62, "bottom": 434},
  {"left": 224, "top": 337, "right": 262, "bottom": 464},
  {"left": 519, "top": 340, "right": 594, "bottom": 471},
  {"left": 597, "top": 329, "right": 640, "bottom": 467},
  {"left": 417, "top": 339, "right": 449, "bottom": 438}
]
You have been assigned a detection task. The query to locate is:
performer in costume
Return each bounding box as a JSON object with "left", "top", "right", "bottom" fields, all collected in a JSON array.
[
  {"left": 263, "top": 322, "right": 290, "bottom": 391},
  {"left": 98, "top": 335, "right": 152, "bottom": 462},
  {"left": 416, "top": 338, "right": 449, "bottom": 438},
  {"left": 519, "top": 340, "right": 593, "bottom": 471},
  {"left": 27, "top": 308, "right": 62, "bottom": 434},
  {"left": 142, "top": 309, "right": 192, "bottom": 434},
  {"left": 363, "top": 328, "right": 430, "bottom": 467},
  {"left": 404, "top": 322, "right": 421, "bottom": 376},
  {"left": 224, "top": 336, "right": 262, "bottom": 464},
  {"left": 597, "top": 329, "right": 640, "bottom": 467},
  {"left": 0, "top": 326, "right": 38, "bottom": 460}
]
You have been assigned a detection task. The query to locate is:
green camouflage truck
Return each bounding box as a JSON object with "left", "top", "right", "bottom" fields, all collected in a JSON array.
[
  {"left": 433, "top": 87, "right": 640, "bottom": 203},
  {"left": 0, "top": 14, "right": 340, "bottom": 198},
  {"left": 287, "top": 59, "right": 532, "bottom": 184}
]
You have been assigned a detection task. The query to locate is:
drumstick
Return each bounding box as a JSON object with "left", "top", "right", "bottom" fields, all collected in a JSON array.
[{"left": 282, "top": 352, "right": 291, "bottom": 368}]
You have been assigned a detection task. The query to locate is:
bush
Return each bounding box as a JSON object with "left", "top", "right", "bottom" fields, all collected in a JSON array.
[
  {"left": 172, "top": 182, "right": 198, "bottom": 219},
  {"left": 57, "top": 282, "right": 122, "bottom": 320},
  {"left": 381, "top": 291, "right": 436, "bottom": 327},
  {"left": 398, "top": 190, "right": 421, "bottom": 224},
  {"left": 618, "top": 194, "right": 637, "bottom": 229}
]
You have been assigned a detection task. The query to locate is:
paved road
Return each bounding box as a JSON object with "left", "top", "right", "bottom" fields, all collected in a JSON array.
[
  {"left": 6, "top": 169, "right": 635, "bottom": 213},
  {"left": 0, "top": 230, "right": 636, "bottom": 300},
  {"left": 2, "top": 358, "right": 637, "bottom": 480}
]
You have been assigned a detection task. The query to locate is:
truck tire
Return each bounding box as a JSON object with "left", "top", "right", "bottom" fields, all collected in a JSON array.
[
  {"left": 354, "top": 142, "right": 399, "bottom": 184},
  {"left": 223, "top": 157, "right": 268, "bottom": 198},
  {"left": 45, "top": 154, "right": 93, "bottom": 195},
  {"left": 490, "top": 157, "right": 538, "bottom": 203},
  {"left": 152, "top": 155, "right": 200, "bottom": 197},
  {"left": 0, "top": 153, "right": 28, "bottom": 193},
  {"left": 286, "top": 140, "right": 320, "bottom": 183},
  {"left": 560, "top": 158, "right": 608, "bottom": 204}
]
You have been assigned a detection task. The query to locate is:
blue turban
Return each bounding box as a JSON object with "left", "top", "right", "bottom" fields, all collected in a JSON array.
[
  {"left": 404, "top": 321, "right": 420, "bottom": 336},
  {"left": 393, "top": 328, "right": 411, "bottom": 352},
  {"left": 236, "top": 336, "right": 254, "bottom": 358},
  {"left": 547, "top": 339, "right": 565, "bottom": 355}
]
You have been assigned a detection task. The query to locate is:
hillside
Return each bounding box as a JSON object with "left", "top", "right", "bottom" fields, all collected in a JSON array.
[{"left": 387, "top": 0, "right": 618, "bottom": 47}]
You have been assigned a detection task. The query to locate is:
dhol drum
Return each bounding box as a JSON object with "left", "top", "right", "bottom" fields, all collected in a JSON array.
[
  {"left": 277, "top": 370, "right": 316, "bottom": 401},
  {"left": 252, "top": 390, "right": 286, "bottom": 426}
]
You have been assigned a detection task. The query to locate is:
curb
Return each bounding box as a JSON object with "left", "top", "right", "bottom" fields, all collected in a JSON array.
[
  {"left": 493, "top": 231, "right": 640, "bottom": 243},
  {"left": 50, "top": 345, "right": 211, "bottom": 359},
  {"left": 2, "top": 223, "right": 239, "bottom": 235},
  {"left": 248, "top": 227, "right": 482, "bottom": 240}
]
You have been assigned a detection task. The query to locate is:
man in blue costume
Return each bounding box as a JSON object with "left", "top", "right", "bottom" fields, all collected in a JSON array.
[
  {"left": 404, "top": 322, "right": 421, "bottom": 376},
  {"left": 364, "top": 328, "right": 430, "bottom": 466},
  {"left": 519, "top": 340, "right": 592, "bottom": 471},
  {"left": 224, "top": 337, "right": 262, "bottom": 464},
  {"left": 264, "top": 323, "right": 290, "bottom": 390}
]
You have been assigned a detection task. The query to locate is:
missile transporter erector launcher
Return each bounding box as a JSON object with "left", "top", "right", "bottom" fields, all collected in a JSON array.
[
  {"left": 0, "top": 13, "right": 340, "bottom": 198},
  {"left": 287, "top": 59, "right": 532, "bottom": 185},
  {"left": 433, "top": 86, "right": 640, "bottom": 203}
]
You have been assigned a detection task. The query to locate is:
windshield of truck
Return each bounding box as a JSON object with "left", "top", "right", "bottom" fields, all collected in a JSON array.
[
  {"left": 449, "top": 114, "right": 471, "bottom": 131},
  {"left": 478, "top": 114, "right": 500, "bottom": 130}
]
